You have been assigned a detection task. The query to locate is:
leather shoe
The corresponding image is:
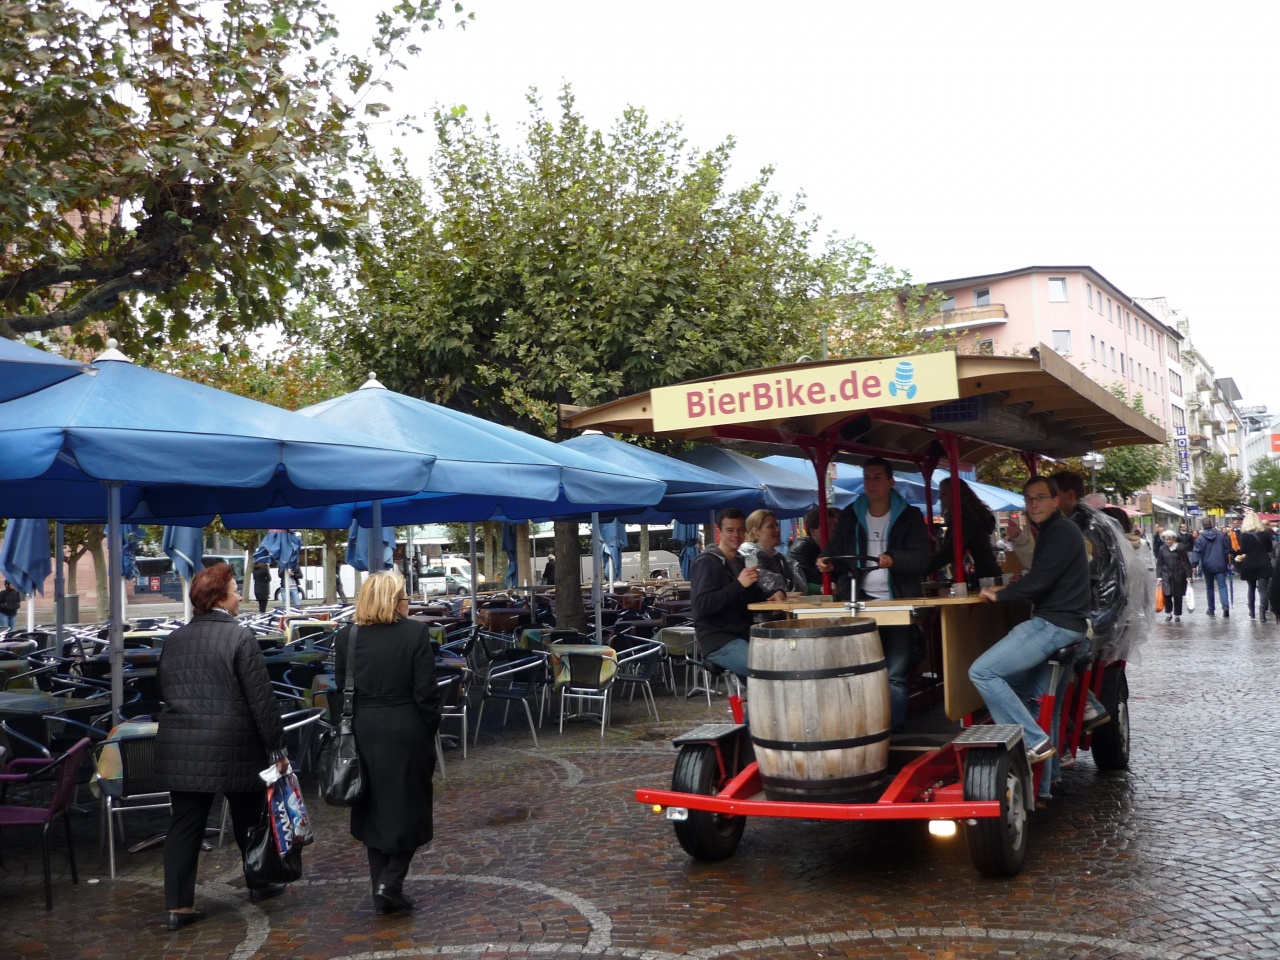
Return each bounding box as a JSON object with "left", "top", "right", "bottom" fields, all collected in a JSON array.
[
  {"left": 164, "top": 909, "right": 207, "bottom": 932},
  {"left": 248, "top": 883, "right": 287, "bottom": 904},
  {"left": 374, "top": 884, "right": 415, "bottom": 914}
]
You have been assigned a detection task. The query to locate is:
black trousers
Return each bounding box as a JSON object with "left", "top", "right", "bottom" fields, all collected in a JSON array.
[
  {"left": 164, "top": 789, "right": 266, "bottom": 909},
  {"left": 366, "top": 845, "right": 416, "bottom": 894},
  {"left": 256, "top": 596, "right": 269, "bottom": 613}
]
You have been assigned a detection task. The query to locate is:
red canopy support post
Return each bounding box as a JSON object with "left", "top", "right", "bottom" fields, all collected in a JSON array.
[
  {"left": 941, "top": 433, "right": 966, "bottom": 578},
  {"left": 807, "top": 441, "right": 835, "bottom": 596}
]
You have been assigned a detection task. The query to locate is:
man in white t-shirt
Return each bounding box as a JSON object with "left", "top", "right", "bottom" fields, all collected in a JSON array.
[{"left": 816, "top": 458, "right": 932, "bottom": 732}]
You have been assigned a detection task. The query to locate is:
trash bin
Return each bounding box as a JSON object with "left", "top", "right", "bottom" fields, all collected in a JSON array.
[{"left": 62, "top": 594, "right": 79, "bottom": 624}]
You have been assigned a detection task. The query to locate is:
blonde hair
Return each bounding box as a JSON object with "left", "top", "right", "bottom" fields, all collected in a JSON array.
[
  {"left": 354, "top": 570, "right": 408, "bottom": 625},
  {"left": 744, "top": 509, "right": 777, "bottom": 543},
  {"left": 1242, "top": 513, "right": 1266, "bottom": 534}
]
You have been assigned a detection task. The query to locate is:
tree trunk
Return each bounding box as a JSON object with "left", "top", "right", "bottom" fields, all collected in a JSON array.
[
  {"left": 87, "top": 535, "right": 109, "bottom": 620},
  {"left": 516, "top": 521, "right": 532, "bottom": 587},
  {"left": 639, "top": 524, "right": 650, "bottom": 577},
  {"left": 553, "top": 521, "right": 586, "bottom": 631},
  {"left": 322, "top": 530, "right": 341, "bottom": 603},
  {"left": 65, "top": 546, "right": 84, "bottom": 595}
]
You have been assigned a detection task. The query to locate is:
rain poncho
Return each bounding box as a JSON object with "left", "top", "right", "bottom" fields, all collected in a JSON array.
[{"left": 1081, "top": 506, "right": 1154, "bottom": 664}]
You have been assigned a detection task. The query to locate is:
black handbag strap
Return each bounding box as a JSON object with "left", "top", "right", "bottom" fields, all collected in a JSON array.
[{"left": 340, "top": 625, "right": 358, "bottom": 719}]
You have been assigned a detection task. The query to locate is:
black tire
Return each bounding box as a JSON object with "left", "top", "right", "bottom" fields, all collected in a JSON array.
[
  {"left": 1091, "top": 664, "right": 1130, "bottom": 771},
  {"left": 962, "top": 748, "right": 1028, "bottom": 877},
  {"left": 670, "top": 744, "right": 745, "bottom": 861}
]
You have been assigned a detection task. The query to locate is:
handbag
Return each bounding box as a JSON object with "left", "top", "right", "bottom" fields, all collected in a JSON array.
[
  {"left": 320, "top": 625, "right": 366, "bottom": 807},
  {"left": 244, "top": 803, "right": 303, "bottom": 886},
  {"left": 1185, "top": 585, "right": 1196, "bottom": 612},
  {"left": 1154, "top": 578, "right": 1165, "bottom": 613},
  {"left": 267, "top": 768, "right": 314, "bottom": 856}
]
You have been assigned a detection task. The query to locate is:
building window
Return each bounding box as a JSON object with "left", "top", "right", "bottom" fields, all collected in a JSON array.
[
  {"left": 1107, "top": 298, "right": 1112, "bottom": 320},
  {"left": 1120, "top": 353, "right": 1125, "bottom": 376},
  {"left": 974, "top": 288, "right": 990, "bottom": 307},
  {"left": 1168, "top": 339, "right": 1179, "bottom": 362},
  {"left": 1048, "top": 277, "right": 1068, "bottom": 302},
  {"left": 1170, "top": 371, "right": 1183, "bottom": 397},
  {"left": 1091, "top": 335, "right": 1097, "bottom": 359},
  {"left": 941, "top": 294, "right": 956, "bottom": 312},
  {"left": 975, "top": 338, "right": 995, "bottom": 355},
  {"left": 1110, "top": 346, "right": 1116, "bottom": 367},
  {"left": 1052, "top": 329, "right": 1072, "bottom": 354},
  {"left": 1087, "top": 283, "right": 1093, "bottom": 307}
]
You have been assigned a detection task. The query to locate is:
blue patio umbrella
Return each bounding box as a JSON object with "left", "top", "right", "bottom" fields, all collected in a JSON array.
[
  {"left": 162, "top": 525, "right": 205, "bottom": 584},
  {"left": 599, "top": 519, "right": 626, "bottom": 581},
  {"left": 0, "top": 339, "right": 93, "bottom": 402},
  {"left": 936, "top": 478, "right": 1024, "bottom": 513},
  {"left": 219, "top": 376, "right": 665, "bottom": 530},
  {"left": 760, "top": 455, "right": 927, "bottom": 509},
  {"left": 0, "top": 518, "right": 51, "bottom": 596},
  {"left": 674, "top": 447, "right": 824, "bottom": 518},
  {"left": 346, "top": 523, "right": 394, "bottom": 572},
  {"left": 0, "top": 345, "right": 435, "bottom": 712},
  {"left": 162, "top": 524, "right": 205, "bottom": 621},
  {"left": 558, "top": 435, "right": 761, "bottom": 523},
  {"left": 672, "top": 520, "right": 702, "bottom": 579},
  {"left": 254, "top": 530, "right": 302, "bottom": 570},
  {"left": 0, "top": 518, "right": 50, "bottom": 633},
  {"left": 502, "top": 523, "right": 518, "bottom": 588}
]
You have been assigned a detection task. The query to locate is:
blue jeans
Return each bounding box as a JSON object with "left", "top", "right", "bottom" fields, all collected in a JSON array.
[
  {"left": 1204, "top": 571, "right": 1229, "bottom": 612},
  {"left": 969, "top": 617, "right": 1086, "bottom": 752},
  {"left": 0, "top": 612, "right": 14, "bottom": 631},
  {"left": 704, "top": 638, "right": 750, "bottom": 681},
  {"left": 879, "top": 625, "right": 913, "bottom": 734}
]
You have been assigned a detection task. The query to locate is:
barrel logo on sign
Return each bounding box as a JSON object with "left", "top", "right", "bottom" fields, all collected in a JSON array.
[
  {"left": 887, "top": 360, "right": 918, "bottom": 399},
  {"left": 747, "top": 616, "right": 891, "bottom": 802}
]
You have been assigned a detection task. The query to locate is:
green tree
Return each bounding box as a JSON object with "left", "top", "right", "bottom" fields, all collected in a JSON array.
[
  {"left": 0, "top": 0, "right": 466, "bottom": 344},
  {"left": 332, "top": 86, "right": 939, "bottom": 433},
  {"left": 1192, "top": 452, "right": 1244, "bottom": 514},
  {"left": 1246, "top": 459, "right": 1280, "bottom": 513},
  {"left": 1093, "top": 385, "right": 1174, "bottom": 500}
]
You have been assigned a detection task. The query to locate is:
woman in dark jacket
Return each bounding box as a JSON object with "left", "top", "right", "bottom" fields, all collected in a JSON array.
[
  {"left": 252, "top": 561, "right": 272, "bottom": 614},
  {"left": 1155, "top": 528, "right": 1192, "bottom": 622},
  {"left": 334, "top": 570, "right": 442, "bottom": 916},
  {"left": 928, "top": 478, "right": 1002, "bottom": 582},
  {"left": 156, "top": 563, "right": 288, "bottom": 931},
  {"left": 1234, "top": 514, "right": 1273, "bottom": 621}
]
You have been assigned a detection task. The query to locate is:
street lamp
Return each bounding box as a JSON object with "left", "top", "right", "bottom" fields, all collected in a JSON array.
[{"left": 1082, "top": 452, "right": 1106, "bottom": 493}]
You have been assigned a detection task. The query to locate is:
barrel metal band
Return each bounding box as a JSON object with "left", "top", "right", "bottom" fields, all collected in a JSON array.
[
  {"left": 747, "top": 658, "right": 886, "bottom": 681},
  {"left": 750, "top": 729, "right": 890, "bottom": 752},
  {"left": 760, "top": 769, "right": 887, "bottom": 791}
]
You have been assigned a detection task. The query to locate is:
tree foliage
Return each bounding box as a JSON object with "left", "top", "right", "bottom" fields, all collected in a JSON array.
[
  {"left": 1246, "top": 458, "right": 1280, "bottom": 513},
  {"left": 1092, "top": 388, "right": 1174, "bottom": 500},
  {"left": 0, "top": 0, "right": 466, "bottom": 344},
  {"left": 330, "top": 86, "right": 939, "bottom": 435},
  {"left": 1192, "top": 451, "right": 1244, "bottom": 514}
]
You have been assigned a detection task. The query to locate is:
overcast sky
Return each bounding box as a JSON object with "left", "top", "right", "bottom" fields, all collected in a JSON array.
[{"left": 330, "top": 0, "right": 1278, "bottom": 412}]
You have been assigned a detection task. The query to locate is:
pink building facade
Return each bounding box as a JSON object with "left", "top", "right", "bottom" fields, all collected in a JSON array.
[{"left": 925, "top": 266, "right": 1182, "bottom": 504}]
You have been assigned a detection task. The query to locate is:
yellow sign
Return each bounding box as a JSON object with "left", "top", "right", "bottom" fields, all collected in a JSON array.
[{"left": 651, "top": 353, "right": 960, "bottom": 431}]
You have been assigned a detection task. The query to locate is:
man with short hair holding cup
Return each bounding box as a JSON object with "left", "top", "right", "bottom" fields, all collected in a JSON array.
[{"left": 689, "top": 507, "right": 768, "bottom": 681}]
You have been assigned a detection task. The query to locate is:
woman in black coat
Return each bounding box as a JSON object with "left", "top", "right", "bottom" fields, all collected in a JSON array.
[
  {"left": 928, "top": 478, "right": 1002, "bottom": 582},
  {"left": 1234, "top": 515, "right": 1273, "bottom": 621},
  {"left": 1155, "top": 528, "right": 1192, "bottom": 622},
  {"left": 334, "top": 570, "right": 442, "bottom": 916},
  {"left": 156, "top": 563, "right": 288, "bottom": 931}
]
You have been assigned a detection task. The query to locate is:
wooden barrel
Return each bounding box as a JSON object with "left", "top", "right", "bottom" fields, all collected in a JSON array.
[{"left": 747, "top": 616, "right": 890, "bottom": 802}]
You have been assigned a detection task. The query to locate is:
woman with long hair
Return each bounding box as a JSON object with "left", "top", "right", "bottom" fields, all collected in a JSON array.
[
  {"left": 155, "top": 563, "right": 289, "bottom": 931},
  {"left": 739, "top": 508, "right": 803, "bottom": 601},
  {"left": 1235, "top": 513, "right": 1274, "bottom": 621},
  {"left": 333, "top": 570, "right": 442, "bottom": 915},
  {"left": 929, "top": 478, "right": 1001, "bottom": 581}
]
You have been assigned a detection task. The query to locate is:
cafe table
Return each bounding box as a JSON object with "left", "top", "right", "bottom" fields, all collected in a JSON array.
[{"left": 0, "top": 690, "right": 104, "bottom": 721}]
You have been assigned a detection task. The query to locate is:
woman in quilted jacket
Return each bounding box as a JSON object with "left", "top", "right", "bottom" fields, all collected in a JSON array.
[{"left": 155, "top": 562, "right": 288, "bottom": 932}]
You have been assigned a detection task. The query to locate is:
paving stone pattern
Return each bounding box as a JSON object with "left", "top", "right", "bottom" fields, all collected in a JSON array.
[{"left": 3, "top": 586, "right": 1279, "bottom": 959}]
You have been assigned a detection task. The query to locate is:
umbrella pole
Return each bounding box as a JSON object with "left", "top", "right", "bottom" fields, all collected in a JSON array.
[
  {"left": 370, "top": 500, "right": 384, "bottom": 572},
  {"left": 107, "top": 482, "right": 124, "bottom": 718},
  {"left": 591, "top": 512, "right": 603, "bottom": 644},
  {"left": 282, "top": 565, "right": 292, "bottom": 614},
  {"left": 181, "top": 575, "right": 192, "bottom": 622},
  {"left": 469, "top": 523, "right": 478, "bottom": 626},
  {"left": 54, "top": 522, "right": 65, "bottom": 655},
  {"left": 26, "top": 594, "right": 35, "bottom": 633}
]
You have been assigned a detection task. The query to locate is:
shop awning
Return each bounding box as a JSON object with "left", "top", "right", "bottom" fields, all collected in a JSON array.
[{"left": 1150, "top": 496, "right": 1185, "bottom": 518}]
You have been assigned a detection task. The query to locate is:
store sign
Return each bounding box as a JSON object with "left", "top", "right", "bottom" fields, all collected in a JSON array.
[
  {"left": 1272, "top": 433, "right": 1280, "bottom": 454},
  {"left": 651, "top": 353, "right": 960, "bottom": 431}
]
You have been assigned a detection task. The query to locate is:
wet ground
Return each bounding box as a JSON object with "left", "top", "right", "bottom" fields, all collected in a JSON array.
[{"left": 2, "top": 582, "right": 1278, "bottom": 959}]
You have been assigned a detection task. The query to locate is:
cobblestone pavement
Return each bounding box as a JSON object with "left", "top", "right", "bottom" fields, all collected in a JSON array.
[{"left": 3, "top": 586, "right": 1279, "bottom": 959}]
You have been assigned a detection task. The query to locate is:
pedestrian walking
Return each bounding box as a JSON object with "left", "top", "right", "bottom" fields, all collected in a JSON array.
[
  {"left": 333, "top": 570, "right": 442, "bottom": 916},
  {"left": 1234, "top": 514, "right": 1273, "bottom": 621},
  {"left": 1156, "top": 529, "right": 1192, "bottom": 622},
  {"left": 0, "top": 579, "right": 20, "bottom": 631},
  {"left": 1191, "top": 517, "right": 1232, "bottom": 616},
  {"left": 155, "top": 563, "right": 290, "bottom": 931},
  {"left": 252, "top": 561, "right": 271, "bottom": 614}
]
